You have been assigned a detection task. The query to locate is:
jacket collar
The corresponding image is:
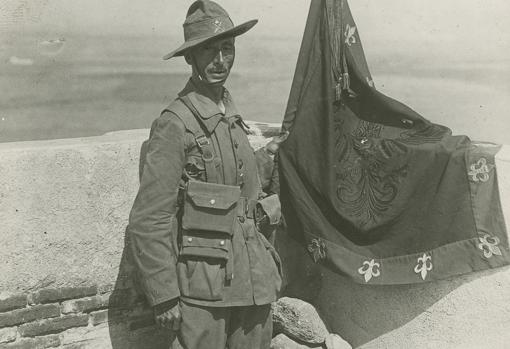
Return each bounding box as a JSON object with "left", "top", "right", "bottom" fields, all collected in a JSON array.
[{"left": 178, "top": 79, "right": 241, "bottom": 133}]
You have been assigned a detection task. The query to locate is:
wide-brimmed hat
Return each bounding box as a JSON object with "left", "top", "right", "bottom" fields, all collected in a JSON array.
[{"left": 163, "top": 0, "right": 258, "bottom": 60}]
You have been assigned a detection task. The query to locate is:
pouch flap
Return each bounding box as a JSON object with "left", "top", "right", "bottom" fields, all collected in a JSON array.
[
  {"left": 187, "top": 181, "right": 241, "bottom": 210},
  {"left": 181, "top": 232, "right": 231, "bottom": 260}
]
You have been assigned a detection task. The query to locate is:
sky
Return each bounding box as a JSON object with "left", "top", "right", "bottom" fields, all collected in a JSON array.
[{"left": 1, "top": 0, "right": 509, "bottom": 59}]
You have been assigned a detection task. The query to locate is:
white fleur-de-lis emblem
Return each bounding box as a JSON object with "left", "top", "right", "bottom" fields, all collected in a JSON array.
[
  {"left": 344, "top": 24, "right": 357, "bottom": 46},
  {"left": 414, "top": 253, "right": 433, "bottom": 280},
  {"left": 478, "top": 234, "right": 502, "bottom": 258},
  {"left": 213, "top": 19, "right": 223, "bottom": 33},
  {"left": 358, "top": 259, "right": 381, "bottom": 283},
  {"left": 468, "top": 158, "right": 492, "bottom": 183}
]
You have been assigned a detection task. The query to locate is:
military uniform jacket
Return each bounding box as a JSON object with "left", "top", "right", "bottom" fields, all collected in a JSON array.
[{"left": 128, "top": 79, "right": 282, "bottom": 307}]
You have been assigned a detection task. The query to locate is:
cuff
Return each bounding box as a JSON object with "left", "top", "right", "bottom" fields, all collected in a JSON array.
[
  {"left": 141, "top": 272, "right": 180, "bottom": 307},
  {"left": 257, "top": 194, "right": 281, "bottom": 225}
]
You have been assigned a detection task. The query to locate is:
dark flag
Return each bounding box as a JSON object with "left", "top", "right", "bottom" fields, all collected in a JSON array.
[{"left": 278, "top": 0, "right": 510, "bottom": 284}]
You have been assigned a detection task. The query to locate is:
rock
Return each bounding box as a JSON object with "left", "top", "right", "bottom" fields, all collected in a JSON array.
[
  {"left": 324, "top": 334, "right": 352, "bottom": 349},
  {"left": 271, "top": 334, "right": 318, "bottom": 349},
  {"left": 272, "top": 297, "right": 329, "bottom": 344}
]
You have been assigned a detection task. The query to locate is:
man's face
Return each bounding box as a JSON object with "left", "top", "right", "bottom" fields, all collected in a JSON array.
[{"left": 187, "top": 37, "right": 235, "bottom": 86}]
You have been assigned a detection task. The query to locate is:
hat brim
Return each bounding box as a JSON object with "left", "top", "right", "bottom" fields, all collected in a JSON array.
[{"left": 162, "top": 19, "right": 258, "bottom": 60}]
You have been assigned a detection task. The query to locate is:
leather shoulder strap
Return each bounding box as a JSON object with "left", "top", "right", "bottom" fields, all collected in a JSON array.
[
  {"left": 162, "top": 99, "right": 203, "bottom": 137},
  {"left": 163, "top": 98, "right": 219, "bottom": 184}
]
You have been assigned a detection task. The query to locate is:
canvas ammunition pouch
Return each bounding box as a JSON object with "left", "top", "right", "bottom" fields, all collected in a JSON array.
[
  {"left": 179, "top": 186, "right": 239, "bottom": 300},
  {"left": 182, "top": 181, "right": 241, "bottom": 234},
  {"left": 179, "top": 180, "right": 261, "bottom": 283}
]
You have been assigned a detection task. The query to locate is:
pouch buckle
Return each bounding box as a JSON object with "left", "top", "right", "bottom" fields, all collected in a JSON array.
[{"left": 196, "top": 135, "right": 210, "bottom": 148}]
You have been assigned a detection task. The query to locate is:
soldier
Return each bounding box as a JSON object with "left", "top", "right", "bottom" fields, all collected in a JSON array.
[{"left": 127, "top": 1, "right": 285, "bottom": 348}]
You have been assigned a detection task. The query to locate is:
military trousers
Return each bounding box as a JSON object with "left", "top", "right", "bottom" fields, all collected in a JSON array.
[{"left": 172, "top": 300, "right": 273, "bottom": 349}]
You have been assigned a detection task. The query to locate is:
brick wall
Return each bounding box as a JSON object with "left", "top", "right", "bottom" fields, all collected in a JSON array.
[{"left": 0, "top": 283, "right": 170, "bottom": 348}]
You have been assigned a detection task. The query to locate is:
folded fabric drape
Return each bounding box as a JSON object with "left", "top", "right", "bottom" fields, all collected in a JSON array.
[{"left": 278, "top": 0, "right": 510, "bottom": 284}]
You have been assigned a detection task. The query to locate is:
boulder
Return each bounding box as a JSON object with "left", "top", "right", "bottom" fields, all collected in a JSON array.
[{"left": 272, "top": 297, "right": 329, "bottom": 344}]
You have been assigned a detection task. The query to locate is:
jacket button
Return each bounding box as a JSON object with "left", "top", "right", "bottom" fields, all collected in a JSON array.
[
  {"left": 210, "top": 199, "right": 216, "bottom": 205},
  {"left": 401, "top": 119, "right": 414, "bottom": 127},
  {"left": 239, "top": 216, "right": 245, "bottom": 223},
  {"left": 219, "top": 240, "right": 225, "bottom": 246},
  {"left": 187, "top": 237, "right": 193, "bottom": 242}
]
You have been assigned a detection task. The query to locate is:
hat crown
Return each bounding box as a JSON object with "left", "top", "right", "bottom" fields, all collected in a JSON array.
[
  {"left": 185, "top": 0, "right": 230, "bottom": 24},
  {"left": 183, "top": 0, "right": 235, "bottom": 41}
]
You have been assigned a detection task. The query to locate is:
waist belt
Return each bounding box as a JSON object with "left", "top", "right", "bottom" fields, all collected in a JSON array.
[{"left": 237, "top": 197, "right": 257, "bottom": 219}]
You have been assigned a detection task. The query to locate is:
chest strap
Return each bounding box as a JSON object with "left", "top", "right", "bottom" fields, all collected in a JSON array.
[{"left": 163, "top": 97, "right": 220, "bottom": 184}]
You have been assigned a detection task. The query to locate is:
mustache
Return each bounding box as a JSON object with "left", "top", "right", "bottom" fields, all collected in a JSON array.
[{"left": 210, "top": 64, "right": 228, "bottom": 72}]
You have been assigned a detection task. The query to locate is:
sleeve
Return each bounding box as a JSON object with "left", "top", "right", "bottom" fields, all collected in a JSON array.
[
  {"left": 254, "top": 148, "right": 280, "bottom": 195},
  {"left": 127, "top": 112, "right": 186, "bottom": 306},
  {"left": 254, "top": 149, "right": 282, "bottom": 241},
  {"left": 254, "top": 148, "right": 275, "bottom": 194},
  {"left": 268, "top": 153, "right": 280, "bottom": 196}
]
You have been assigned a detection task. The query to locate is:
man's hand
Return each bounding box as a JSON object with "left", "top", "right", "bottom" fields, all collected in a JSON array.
[
  {"left": 325, "top": 333, "right": 352, "bottom": 349},
  {"left": 154, "top": 299, "right": 181, "bottom": 331},
  {"left": 265, "top": 131, "right": 289, "bottom": 155}
]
